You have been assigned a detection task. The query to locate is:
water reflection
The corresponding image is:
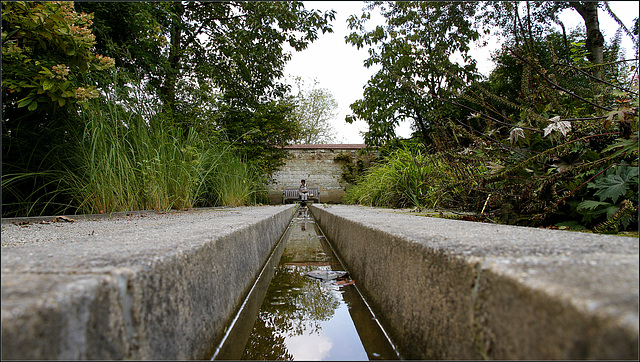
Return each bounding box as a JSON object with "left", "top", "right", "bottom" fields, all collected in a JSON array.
[{"left": 213, "top": 207, "right": 399, "bottom": 361}]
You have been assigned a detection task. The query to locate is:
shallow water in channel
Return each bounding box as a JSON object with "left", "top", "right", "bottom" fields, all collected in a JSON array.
[{"left": 212, "top": 207, "right": 400, "bottom": 360}]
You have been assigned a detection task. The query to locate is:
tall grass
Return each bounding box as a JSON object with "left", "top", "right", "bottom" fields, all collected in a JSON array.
[
  {"left": 2, "top": 111, "right": 79, "bottom": 217},
  {"left": 1, "top": 170, "right": 73, "bottom": 216},
  {"left": 344, "top": 144, "right": 484, "bottom": 209},
  {"left": 200, "top": 150, "right": 266, "bottom": 207},
  {"left": 64, "top": 97, "right": 262, "bottom": 213},
  {"left": 56, "top": 73, "right": 264, "bottom": 214},
  {"left": 67, "top": 104, "right": 182, "bottom": 212},
  {"left": 2, "top": 70, "right": 266, "bottom": 217}
]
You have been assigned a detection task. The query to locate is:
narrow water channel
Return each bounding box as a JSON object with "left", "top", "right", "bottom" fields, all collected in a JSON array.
[{"left": 211, "top": 206, "right": 401, "bottom": 360}]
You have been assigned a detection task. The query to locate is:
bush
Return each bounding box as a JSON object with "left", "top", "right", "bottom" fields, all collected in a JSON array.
[{"left": 345, "top": 144, "right": 485, "bottom": 209}]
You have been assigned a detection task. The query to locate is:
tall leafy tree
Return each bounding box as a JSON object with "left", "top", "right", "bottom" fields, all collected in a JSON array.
[
  {"left": 78, "top": 2, "right": 335, "bottom": 127},
  {"left": 289, "top": 77, "right": 338, "bottom": 144},
  {"left": 345, "top": 1, "right": 480, "bottom": 146},
  {"left": 76, "top": 1, "right": 336, "bottom": 174},
  {"left": 478, "top": 1, "right": 637, "bottom": 79}
]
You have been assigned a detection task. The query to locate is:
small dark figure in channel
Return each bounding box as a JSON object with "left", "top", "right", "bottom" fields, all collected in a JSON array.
[{"left": 298, "top": 179, "right": 308, "bottom": 206}]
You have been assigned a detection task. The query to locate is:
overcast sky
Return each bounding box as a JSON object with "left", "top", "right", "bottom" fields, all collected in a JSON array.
[{"left": 283, "top": 1, "right": 639, "bottom": 144}]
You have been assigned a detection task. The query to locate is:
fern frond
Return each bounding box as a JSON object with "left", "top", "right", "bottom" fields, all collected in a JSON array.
[{"left": 593, "top": 199, "right": 637, "bottom": 233}]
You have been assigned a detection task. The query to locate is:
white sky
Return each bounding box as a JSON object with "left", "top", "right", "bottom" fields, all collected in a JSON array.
[{"left": 283, "top": 1, "right": 639, "bottom": 144}]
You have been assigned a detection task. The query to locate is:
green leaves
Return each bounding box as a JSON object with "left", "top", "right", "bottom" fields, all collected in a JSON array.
[
  {"left": 589, "top": 165, "right": 638, "bottom": 204},
  {"left": 574, "top": 165, "right": 638, "bottom": 230},
  {"left": 2, "top": 2, "right": 114, "bottom": 113},
  {"left": 42, "top": 79, "right": 55, "bottom": 91},
  {"left": 345, "top": 1, "right": 481, "bottom": 146},
  {"left": 289, "top": 77, "right": 338, "bottom": 144},
  {"left": 577, "top": 200, "right": 617, "bottom": 218}
]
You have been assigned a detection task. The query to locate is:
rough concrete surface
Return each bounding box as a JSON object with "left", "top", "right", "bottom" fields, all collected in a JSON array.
[
  {"left": 309, "top": 204, "right": 638, "bottom": 360},
  {"left": 1, "top": 205, "right": 295, "bottom": 360}
]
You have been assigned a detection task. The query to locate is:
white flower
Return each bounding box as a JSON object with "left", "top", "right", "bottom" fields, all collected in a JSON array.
[
  {"left": 487, "top": 162, "right": 505, "bottom": 174},
  {"left": 467, "top": 112, "right": 481, "bottom": 120},
  {"left": 509, "top": 127, "right": 525, "bottom": 145},
  {"left": 543, "top": 116, "right": 571, "bottom": 138}
]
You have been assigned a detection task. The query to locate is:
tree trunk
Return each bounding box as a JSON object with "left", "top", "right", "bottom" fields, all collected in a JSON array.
[
  {"left": 161, "top": 2, "right": 184, "bottom": 111},
  {"left": 413, "top": 108, "right": 430, "bottom": 145},
  {"left": 570, "top": 1, "right": 604, "bottom": 78}
]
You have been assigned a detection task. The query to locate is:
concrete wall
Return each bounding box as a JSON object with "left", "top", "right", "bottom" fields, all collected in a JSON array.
[
  {"left": 267, "top": 144, "right": 365, "bottom": 204},
  {"left": 310, "top": 204, "right": 639, "bottom": 360},
  {"left": 5, "top": 204, "right": 637, "bottom": 360},
  {"left": 1, "top": 206, "right": 296, "bottom": 360}
]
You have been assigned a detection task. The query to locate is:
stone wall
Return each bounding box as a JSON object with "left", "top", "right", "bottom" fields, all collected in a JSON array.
[{"left": 267, "top": 144, "right": 366, "bottom": 204}]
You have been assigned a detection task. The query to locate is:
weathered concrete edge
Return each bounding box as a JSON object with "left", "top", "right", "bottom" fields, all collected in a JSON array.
[
  {"left": 0, "top": 206, "right": 233, "bottom": 225},
  {"left": 1, "top": 205, "right": 297, "bottom": 360},
  {"left": 309, "top": 205, "right": 639, "bottom": 360}
]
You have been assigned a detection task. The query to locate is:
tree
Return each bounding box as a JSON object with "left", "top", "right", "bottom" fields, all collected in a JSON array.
[
  {"left": 76, "top": 1, "right": 336, "bottom": 173},
  {"left": 215, "top": 101, "right": 300, "bottom": 177},
  {"left": 289, "top": 77, "right": 338, "bottom": 144},
  {"left": 78, "top": 2, "right": 335, "bottom": 129},
  {"left": 71, "top": 0, "right": 338, "bottom": 186},
  {"left": 345, "top": 1, "right": 480, "bottom": 146},
  {"left": 569, "top": 1, "right": 605, "bottom": 77},
  {"left": 73, "top": 2, "right": 167, "bottom": 82},
  {"left": 478, "top": 1, "right": 634, "bottom": 79},
  {"left": 344, "top": 1, "right": 637, "bottom": 232}
]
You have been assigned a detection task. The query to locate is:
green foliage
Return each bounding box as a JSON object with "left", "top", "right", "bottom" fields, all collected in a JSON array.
[
  {"left": 2, "top": 1, "right": 114, "bottom": 217},
  {"left": 345, "top": 1, "right": 480, "bottom": 146},
  {"left": 203, "top": 152, "right": 267, "bottom": 207},
  {"left": 288, "top": 77, "right": 338, "bottom": 144},
  {"left": 334, "top": 151, "right": 378, "bottom": 187},
  {"left": 2, "top": 1, "right": 114, "bottom": 111},
  {"left": 345, "top": 144, "right": 483, "bottom": 209},
  {"left": 1, "top": 169, "right": 74, "bottom": 217},
  {"left": 575, "top": 165, "right": 638, "bottom": 231},
  {"left": 344, "top": 2, "right": 638, "bottom": 234},
  {"left": 2, "top": 71, "right": 266, "bottom": 217},
  {"left": 66, "top": 89, "right": 263, "bottom": 213},
  {"left": 3, "top": 1, "right": 334, "bottom": 217},
  {"left": 75, "top": 1, "right": 337, "bottom": 178},
  {"left": 73, "top": 2, "right": 166, "bottom": 77},
  {"left": 66, "top": 98, "right": 198, "bottom": 213},
  {"left": 589, "top": 165, "right": 638, "bottom": 204},
  {"left": 77, "top": 1, "right": 335, "bottom": 129},
  {"left": 216, "top": 101, "right": 299, "bottom": 177},
  {"left": 61, "top": 73, "right": 266, "bottom": 213}
]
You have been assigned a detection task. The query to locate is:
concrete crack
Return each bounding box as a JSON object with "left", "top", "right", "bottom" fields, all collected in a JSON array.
[{"left": 113, "top": 269, "right": 139, "bottom": 357}]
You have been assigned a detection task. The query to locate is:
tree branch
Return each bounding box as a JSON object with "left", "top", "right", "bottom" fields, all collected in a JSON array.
[
  {"left": 552, "top": 61, "right": 640, "bottom": 96},
  {"left": 506, "top": 46, "right": 614, "bottom": 111}
]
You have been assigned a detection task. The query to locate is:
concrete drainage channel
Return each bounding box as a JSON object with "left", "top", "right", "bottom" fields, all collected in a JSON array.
[
  {"left": 1, "top": 205, "right": 296, "bottom": 360},
  {"left": 2, "top": 204, "right": 638, "bottom": 359},
  {"left": 309, "top": 204, "right": 638, "bottom": 360}
]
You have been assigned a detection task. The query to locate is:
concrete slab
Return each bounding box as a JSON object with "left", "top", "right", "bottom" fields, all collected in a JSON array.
[
  {"left": 1, "top": 205, "right": 296, "bottom": 360},
  {"left": 309, "top": 204, "right": 638, "bottom": 360}
]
